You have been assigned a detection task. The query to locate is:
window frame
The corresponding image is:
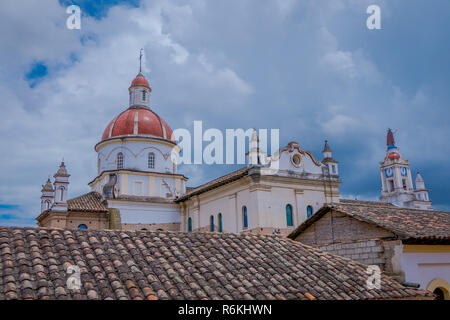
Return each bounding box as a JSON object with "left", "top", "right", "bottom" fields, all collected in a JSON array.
[
  {"left": 306, "top": 205, "right": 313, "bottom": 219},
  {"left": 59, "top": 186, "right": 65, "bottom": 202},
  {"left": 242, "top": 206, "right": 248, "bottom": 229},
  {"left": 188, "top": 217, "right": 192, "bottom": 232},
  {"left": 116, "top": 152, "right": 124, "bottom": 169},
  {"left": 286, "top": 204, "right": 293, "bottom": 227},
  {"left": 148, "top": 152, "right": 155, "bottom": 169}
]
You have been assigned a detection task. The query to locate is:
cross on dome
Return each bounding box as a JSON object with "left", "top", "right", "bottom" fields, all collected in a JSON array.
[{"left": 139, "top": 48, "right": 143, "bottom": 72}]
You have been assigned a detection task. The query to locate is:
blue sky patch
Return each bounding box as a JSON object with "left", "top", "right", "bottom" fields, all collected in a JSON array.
[
  {"left": 25, "top": 62, "right": 48, "bottom": 88},
  {"left": 59, "top": 0, "right": 140, "bottom": 20},
  {"left": 0, "top": 204, "right": 23, "bottom": 225}
]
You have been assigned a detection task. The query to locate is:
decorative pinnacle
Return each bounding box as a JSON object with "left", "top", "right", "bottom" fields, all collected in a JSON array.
[
  {"left": 139, "top": 48, "right": 144, "bottom": 73},
  {"left": 323, "top": 140, "right": 332, "bottom": 153}
]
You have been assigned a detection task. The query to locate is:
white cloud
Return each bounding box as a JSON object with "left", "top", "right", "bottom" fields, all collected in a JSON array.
[
  {"left": 322, "top": 50, "right": 357, "bottom": 78},
  {"left": 321, "top": 114, "right": 361, "bottom": 135}
]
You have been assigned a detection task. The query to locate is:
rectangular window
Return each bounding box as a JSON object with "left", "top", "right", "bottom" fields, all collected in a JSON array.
[
  {"left": 116, "top": 153, "right": 124, "bottom": 169},
  {"left": 148, "top": 153, "right": 155, "bottom": 169}
]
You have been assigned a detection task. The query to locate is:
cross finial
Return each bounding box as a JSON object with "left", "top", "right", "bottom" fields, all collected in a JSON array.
[{"left": 139, "top": 48, "right": 144, "bottom": 72}]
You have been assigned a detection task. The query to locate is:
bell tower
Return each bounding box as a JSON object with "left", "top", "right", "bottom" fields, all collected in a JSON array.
[
  {"left": 52, "top": 161, "right": 70, "bottom": 212},
  {"left": 379, "top": 129, "right": 415, "bottom": 207},
  {"left": 40, "top": 178, "right": 54, "bottom": 213}
]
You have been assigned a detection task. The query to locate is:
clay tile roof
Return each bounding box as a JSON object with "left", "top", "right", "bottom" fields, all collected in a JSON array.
[
  {"left": 339, "top": 199, "right": 396, "bottom": 207},
  {"left": 176, "top": 167, "right": 249, "bottom": 201},
  {"left": 67, "top": 192, "right": 108, "bottom": 213},
  {"left": 0, "top": 227, "right": 433, "bottom": 300},
  {"left": 289, "top": 200, "right": 450, "bottom": 243},
  {"left": 101, "top": 107, "right": 173, "bottom": 142}
]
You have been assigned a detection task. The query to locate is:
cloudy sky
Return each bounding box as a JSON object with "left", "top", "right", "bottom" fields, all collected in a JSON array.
[{"left": 0, "top": 0, "right": 449, "bottom": 226}]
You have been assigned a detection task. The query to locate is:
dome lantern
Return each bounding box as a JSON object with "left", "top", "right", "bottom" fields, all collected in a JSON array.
[{"left": 129, "top": 50, "right": 151, "bottom": 108}]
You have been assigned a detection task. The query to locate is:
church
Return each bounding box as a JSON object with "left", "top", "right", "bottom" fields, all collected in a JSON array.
[{"left": 35, "top": 66, "right": 433, "bottom": 233}]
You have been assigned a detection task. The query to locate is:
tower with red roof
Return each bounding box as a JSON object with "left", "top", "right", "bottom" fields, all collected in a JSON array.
[{"left": 379, "top": 129, "right": 432, "bottom": 210}]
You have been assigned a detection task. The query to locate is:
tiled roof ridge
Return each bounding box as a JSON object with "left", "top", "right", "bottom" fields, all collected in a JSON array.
[
  {"left": 330, "top": 206, "right": 411, "bottom": 239},
  {"left": 330, "top": 204, "right": 450, "bottom": 240},
  {"left": 0, "top": 226, "right": 294, "bottom": 240},
  {"left": 338, "top": 199, "right": 396, "bottom": 208},
  {"left": 67, "top": 191, "right": 108, "bottom": 213},
  {"left": 335, "top": 201, "right": 450, "bottom": 214},
  {"left": 68, "top": 190, "right": 102, "bottom": 201},
  {"left": 176, "top": 167, "right": 249, "bottom": 201},
  {"left": 289, "top": 203, "right": 450, "bottom": 242}
]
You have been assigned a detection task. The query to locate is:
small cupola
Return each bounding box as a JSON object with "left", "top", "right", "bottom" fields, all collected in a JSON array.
[
  {"left": 129, "top": 50, "right": 151, "bottom": 109},
  {"left": 40, "top": 178, "right": 55, "bottom": 213},
  {"left": 52, "top": 161, "right": 70, "bottom": 211}
]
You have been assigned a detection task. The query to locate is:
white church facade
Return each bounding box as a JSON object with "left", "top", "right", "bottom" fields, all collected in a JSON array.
[
  {"left": 176, "top": 138, "right": 340, "bottom": 236},
  {"left": 37, "top": 66, "right": 434, "bottom": 233}
]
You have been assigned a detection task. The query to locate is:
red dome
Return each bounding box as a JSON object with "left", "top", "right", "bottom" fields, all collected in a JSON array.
[
  {"left": 387, "top": 152, "right": 401, "bottom": 160},
  {"left": 131, "top": 73, "right": 149, "bottom": 87},
  {"left": 101, "top": 107, "right": 173, "bottom": 142}
]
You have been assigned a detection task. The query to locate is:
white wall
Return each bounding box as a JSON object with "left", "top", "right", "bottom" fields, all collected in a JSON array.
[
  {"left": 108, "top": 200, "right": 181, "bottom": 224},
  {"left": 97, "top": 138, "right": 176, "bottom": 174},
  {"left": 402, "top": 251, "right": 450, "bottom": 289},
  {"left": 181, "top": 144, "right": 340, "bottom": 234}
]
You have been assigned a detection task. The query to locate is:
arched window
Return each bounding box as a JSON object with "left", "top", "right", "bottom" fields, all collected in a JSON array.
[
  {"left": 210, "top": 215, "right": 214, "bottom": 232},
  {"left": 218, "top": 213, "right": 223, "bottom": 232},
  {"left": 307, "top": 205, "right": 313, "bottom": 219},
  {"left": 286, "top": 204, "right": 293, "bottom": 226},
  {"left": 142, "top": 90, "right": 146, "bottom": 101},
  {"left": 59, "top": 187, "right": 65, "bottom": 201},
  {"left": 188, "top": 217, "right": 192, "bottom": 232},
  {"left": 78, "top": 224, "right": 87, "bottom": 229},
  {"left": 116, "top": 152, "right": 124, "bottom": 169},
  {"left": 148, "top": 152, "right": 155, "bottom": 169},
  {"left": 45, "top": 200, "right": 51, "bottom": 210},
  {"left": 97, "top": 157, "right": 101, "bottom": 174},
  {"left": 242, "top": 206, "right": 248, "bottom": 229}
]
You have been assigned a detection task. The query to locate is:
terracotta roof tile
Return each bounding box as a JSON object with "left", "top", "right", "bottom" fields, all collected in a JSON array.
[
  {"left": 335, "top": 201, "right": 449, "bottom": 240},
  {"left": 289, "top": 200, "right": 450, "bottom": 243},
  {"left": 176, "top": 168, "right": 248, "bottom": 201},
  {"left": 339, "top": 199, "right": 396, "bottom": 207},
  {"left": 67, "top": 192, "right": 108, "bottom": 213},
  {"left": 0, "top": 227, "right": 433, "bottom": 300}
]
